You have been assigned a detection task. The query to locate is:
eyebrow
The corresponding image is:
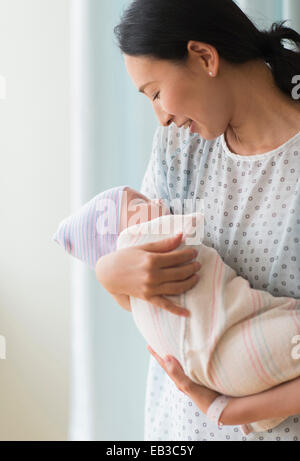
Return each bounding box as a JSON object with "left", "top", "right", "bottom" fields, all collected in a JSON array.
[{"left": 139, "top": 81, "right": 156, "bottom": 94}]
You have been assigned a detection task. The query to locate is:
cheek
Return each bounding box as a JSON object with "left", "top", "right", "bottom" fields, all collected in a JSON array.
[
  {"left": 162, "top": 86, "right": 189, "bottom": 115},
  {"left": 171, "top": 83, "right": 207, "bottom": 120}
]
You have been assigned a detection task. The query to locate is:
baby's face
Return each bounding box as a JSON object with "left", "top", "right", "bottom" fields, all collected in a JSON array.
[{"left": 119, "top": 187, "right": 170, "bottom": 234}]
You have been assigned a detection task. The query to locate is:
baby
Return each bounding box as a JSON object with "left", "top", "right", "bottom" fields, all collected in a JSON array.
[
  {"left": 52, "top": 185, "right": 171, "bottom": 271},
  {"left": 53, "top": 185, "right": 300, "bottom": 435}
]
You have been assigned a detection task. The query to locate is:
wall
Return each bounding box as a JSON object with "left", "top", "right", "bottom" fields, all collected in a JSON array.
[{"left": 0, "top": 0, "right": 70, "bottom": 440}]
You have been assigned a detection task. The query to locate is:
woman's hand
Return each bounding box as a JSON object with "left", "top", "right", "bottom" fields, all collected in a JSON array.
[
  {"left": 96, "top": 233, "right": 201, "bottom": 317},
  {"left": 147, "top": 345, "right": 219, "bottom": 413},
  {"left": 147, "top": 345, "right": 197, "bottom": 395},
  {"left": 148, "top": 345, "right": 300, "bottom": 427}
]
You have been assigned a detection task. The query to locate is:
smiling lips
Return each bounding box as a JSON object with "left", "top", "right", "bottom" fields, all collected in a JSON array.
[{"left": 183, "top": 119, "right": 193, "bottom": 129}]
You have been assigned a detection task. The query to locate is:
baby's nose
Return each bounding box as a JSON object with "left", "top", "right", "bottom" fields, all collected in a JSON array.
[{"left": 152, "top": 199, "right": 165, "bottom": 207}]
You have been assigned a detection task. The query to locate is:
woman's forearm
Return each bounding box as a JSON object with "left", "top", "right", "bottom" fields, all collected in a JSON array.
[
  {"left": 95, "top": 253, "right": 119, "bottom": 295},
  {"left": 223, "top": 376, "right": 300, "bottom": 426},
  {"left": 188, "top": 376, "right": 300, "bottom": 426},
  {"left": 95, "top": 256, "right": 132, "bottom": 311}
]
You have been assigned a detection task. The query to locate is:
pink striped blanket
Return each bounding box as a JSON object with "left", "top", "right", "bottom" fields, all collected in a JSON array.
[{"left": 117, "top": 212, "right": 300, "bottom": 434}]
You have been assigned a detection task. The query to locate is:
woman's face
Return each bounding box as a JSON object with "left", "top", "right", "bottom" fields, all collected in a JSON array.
[{"left": 124, "top": 41, "right": 233, "bottom": 140}]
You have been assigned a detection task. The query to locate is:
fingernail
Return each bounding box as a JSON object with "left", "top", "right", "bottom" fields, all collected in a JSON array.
[
  {"left": 182, "top": 309, "right": 190, "bottom": 317},
  {"left": 164, "top": 357, "right": 173, "bottom": 369},
  {"left": 193, "top": 250, "right": 198, "bottom": 257}
]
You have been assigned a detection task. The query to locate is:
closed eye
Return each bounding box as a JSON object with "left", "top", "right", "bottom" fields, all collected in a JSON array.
[{"left": 153, "top": 92, "right": 160, "bottom": 102}]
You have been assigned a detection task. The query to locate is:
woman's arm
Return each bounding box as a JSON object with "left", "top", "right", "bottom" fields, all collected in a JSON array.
[
  {"left": 147, "top": 346, "right": 300, "bottom": 426},
  {"left": 189, "top": 376, "right": 300, "bottom": 426}
]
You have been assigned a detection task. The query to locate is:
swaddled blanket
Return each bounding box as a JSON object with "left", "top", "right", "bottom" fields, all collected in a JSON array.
[{"left": 117, "top": 212, "right": 300, "bottom": 433}]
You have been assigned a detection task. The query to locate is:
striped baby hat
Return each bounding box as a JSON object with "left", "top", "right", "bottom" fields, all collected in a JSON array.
[{"left": 52, "top": 185, "right": 130, "bottom": 270}]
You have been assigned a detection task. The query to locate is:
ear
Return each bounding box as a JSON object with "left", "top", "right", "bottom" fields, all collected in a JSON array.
[{"left": 187, "top": 40, "right": 219, "bottom": 77}]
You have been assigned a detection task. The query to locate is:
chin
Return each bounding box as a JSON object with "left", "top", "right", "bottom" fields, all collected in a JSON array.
[
  {"left": 204, "top": 135, "right": 218, "bottom": 141},
  {"left": 199, "top": 127, "right": 222, "bottom": 141}
]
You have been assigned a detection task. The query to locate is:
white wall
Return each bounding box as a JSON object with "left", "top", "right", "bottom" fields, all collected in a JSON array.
[{"left": 0, "top": 0, "right": 70, "bottom": 440}]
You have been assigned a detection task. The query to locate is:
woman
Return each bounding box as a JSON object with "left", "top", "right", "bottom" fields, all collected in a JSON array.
[{"left": 97, "top": 0, "right": 300, "bottom": 440}]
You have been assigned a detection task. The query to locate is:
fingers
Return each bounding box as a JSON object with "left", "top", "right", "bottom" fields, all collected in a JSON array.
[
  {"left": 156, "top": 274, "right": 199, "bottom": 296},
  {"left": 159, "top": 261, "right": 202, "bottom": 284},
  {"left": 147, "top": 345, "right": 194, "bottom": 394},
  {"left": 139, "top": 233, "right": 184, "bottom": 254},
  {"left": 148, "top": 295, "right": 190, "bottom": 317},
  {"left": 147, "top": 345, "right": 165, "bottom": 368},
  {"left": 157, "top": 248, "right": 198, "bottom": 268}
]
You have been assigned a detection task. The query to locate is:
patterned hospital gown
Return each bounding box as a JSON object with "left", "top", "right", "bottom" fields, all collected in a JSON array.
[{"left": 140, "top": 123, "right": 300, "bottom": 441}]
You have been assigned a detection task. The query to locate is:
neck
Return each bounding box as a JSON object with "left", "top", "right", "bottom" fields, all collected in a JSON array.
[{"left": 225, "top": 60, "right": 300, "bottom": 156}]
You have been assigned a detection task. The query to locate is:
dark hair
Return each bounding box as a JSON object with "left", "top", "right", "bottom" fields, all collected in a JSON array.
[{"left": 114, "top": 0, "right": 300, "bottom": 100}]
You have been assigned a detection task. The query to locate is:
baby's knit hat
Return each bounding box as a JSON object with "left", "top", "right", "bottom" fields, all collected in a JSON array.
[{"left": 52, "top": 185, "right": 130, "bottom": 270}]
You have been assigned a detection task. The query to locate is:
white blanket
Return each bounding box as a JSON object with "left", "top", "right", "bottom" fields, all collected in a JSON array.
[{"left": 117, "top": 212, "right": 300, "bottom": 433}]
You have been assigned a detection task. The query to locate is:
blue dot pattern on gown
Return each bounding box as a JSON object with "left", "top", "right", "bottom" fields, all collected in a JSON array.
[{"left": 140, "top": 123, "right": 300, "bottom": 441}]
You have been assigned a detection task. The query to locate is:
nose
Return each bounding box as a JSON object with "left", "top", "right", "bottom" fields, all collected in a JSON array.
[
  {"left": 152, "top": 199, "right": 169, "bottom": 214},
  {"left": 152, "top": 198, "right": 165, "bottom": 205},
  {"left": 159, "top": 117, "right": 173, "bottom": 128},
  {"left": 153, "top": 104, "right": 174, "bottom": 127},
  {"left": 164, "top": 118, "right": 174, "bottom": 127}
]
